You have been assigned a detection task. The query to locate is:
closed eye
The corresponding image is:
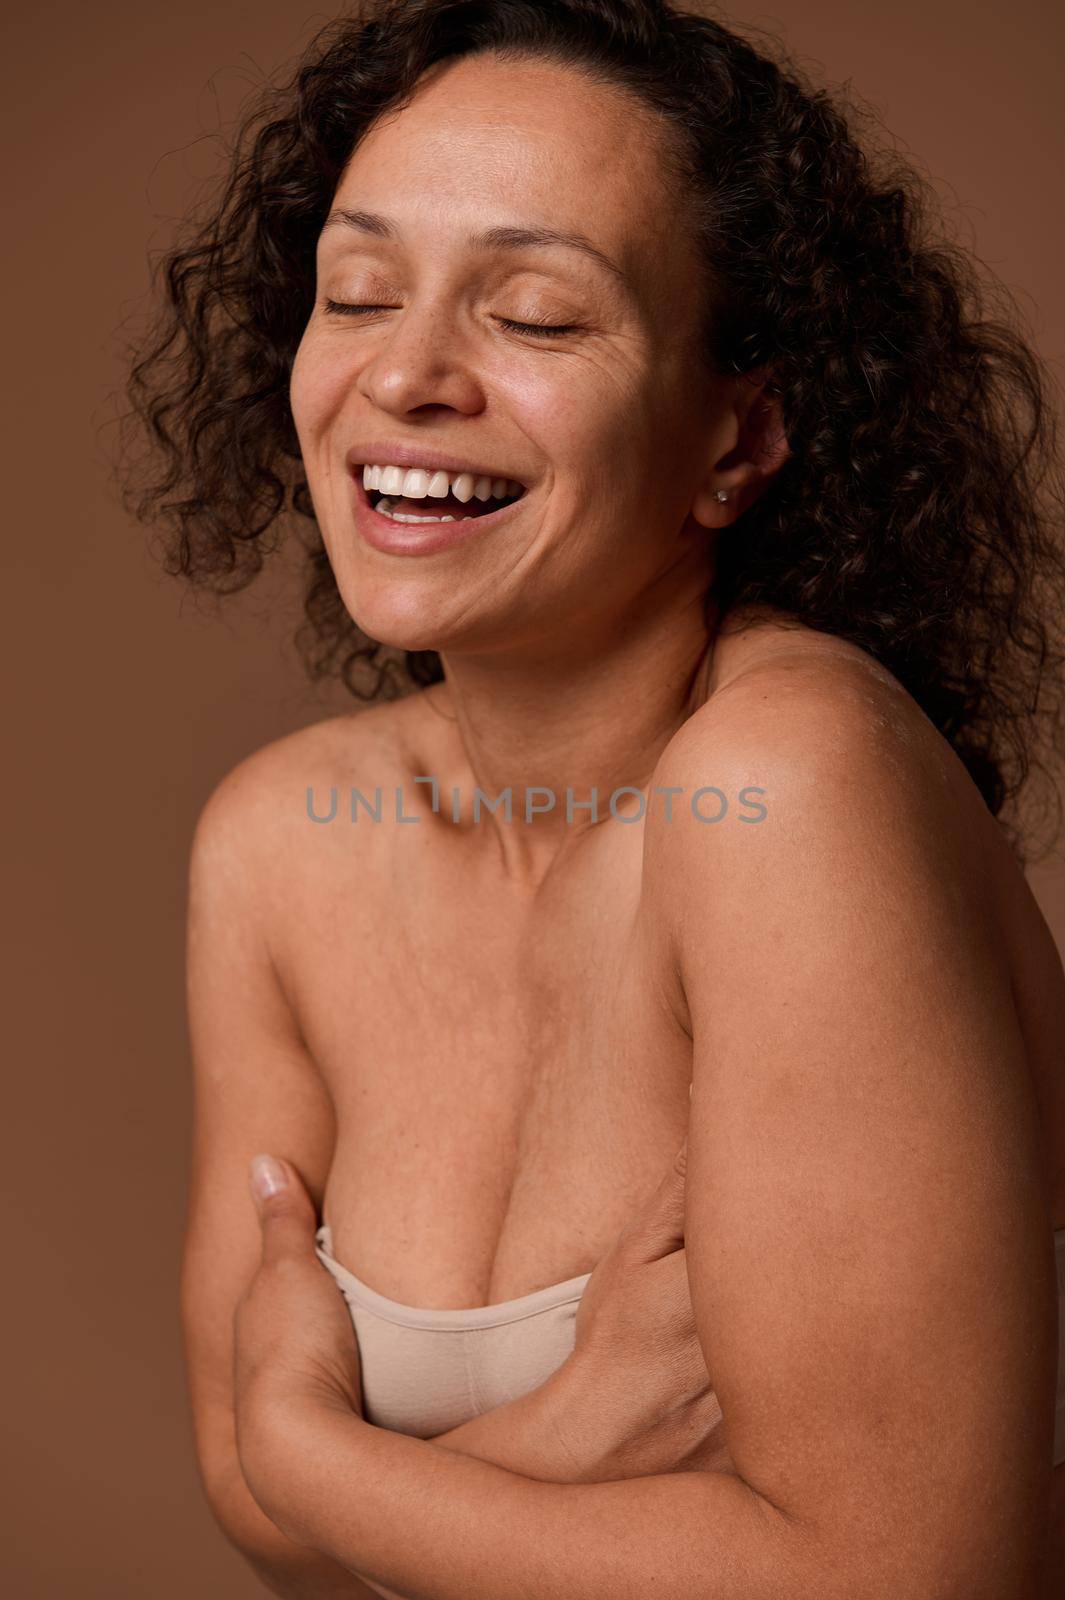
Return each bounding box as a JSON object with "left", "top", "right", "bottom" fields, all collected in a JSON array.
[
  {"left": 495, "top": 317, "right": 580, "bottom": 339},
  {"left": 323, "top": 299, "right": 394, "bottom": 318},
  {"left": 322, "top": 300, "right": 579, "bottom": 340}
]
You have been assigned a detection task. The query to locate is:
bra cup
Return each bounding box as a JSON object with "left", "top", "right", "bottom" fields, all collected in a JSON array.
[{"left": 314, "top": 1222, "right": 591, "bottom": 1437}]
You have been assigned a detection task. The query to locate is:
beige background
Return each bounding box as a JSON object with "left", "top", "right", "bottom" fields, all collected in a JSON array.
[{"left": 4, "top": 2, "right": 1063, "bottom": 1592}]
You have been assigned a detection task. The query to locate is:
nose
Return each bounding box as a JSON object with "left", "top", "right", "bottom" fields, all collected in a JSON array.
[{"left": 355, "top": 300, "right": 486, "bottom": 420}]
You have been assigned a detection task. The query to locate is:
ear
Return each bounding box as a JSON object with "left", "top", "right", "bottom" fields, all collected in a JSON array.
[{"left": 690, "top": 368, "right": 791, "bottom": 529}]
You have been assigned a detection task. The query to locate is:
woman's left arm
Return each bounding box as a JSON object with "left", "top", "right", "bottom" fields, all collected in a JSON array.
[
  {"left": 234, "top": 1171, "right": 810, "bottom": 1600},
  {"left": 248, "top": 1401, "right": 810, "bottom": 1599},
  {"left": 236, "top": 666, "right": 1059, "bottom": 1599},
  {"left": 648, "top": 666, "right": 1058, "bottom": 1599}
]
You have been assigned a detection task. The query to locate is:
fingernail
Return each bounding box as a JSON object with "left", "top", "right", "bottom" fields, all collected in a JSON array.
[{"left": 249, "top": 1153, "right": 287, "bottom": 1199}]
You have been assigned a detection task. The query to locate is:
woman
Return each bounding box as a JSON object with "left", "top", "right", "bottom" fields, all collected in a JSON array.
[{"left": 119, "top": 0, "right": 1065, "bottom": 1594}]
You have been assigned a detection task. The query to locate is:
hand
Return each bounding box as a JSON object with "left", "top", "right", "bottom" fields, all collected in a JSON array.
[
  {"left": 557, "top": 1139, "right": 734, "bottom": 1483},
  {"left": 233, "top": 1152, "right": 364, "bottom": 1533}
]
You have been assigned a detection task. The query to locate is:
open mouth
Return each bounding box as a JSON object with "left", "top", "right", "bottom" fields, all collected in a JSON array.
[
  {"left": 369, "top": 487, "right": 523, "bottom": 521},
  {"left": 359, "top": 464, "right": 527, "bottom": 524}
]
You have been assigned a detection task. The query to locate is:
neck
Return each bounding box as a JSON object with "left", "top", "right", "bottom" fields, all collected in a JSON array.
[{"left": 416, "top": 580, "right": 722, "bottom": 881}]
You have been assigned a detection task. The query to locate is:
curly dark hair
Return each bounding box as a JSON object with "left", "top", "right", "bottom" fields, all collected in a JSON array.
[{"left": 113, "top": 0, "right": 1065, "bottom": 861}]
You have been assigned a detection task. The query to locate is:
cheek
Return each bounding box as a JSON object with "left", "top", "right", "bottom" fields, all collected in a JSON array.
[
  {"left": 495, "top": 354, "right": 642, "bottom": 483},
  {"left": 289, "top": 333, "right": 356, "bottom": 442}
]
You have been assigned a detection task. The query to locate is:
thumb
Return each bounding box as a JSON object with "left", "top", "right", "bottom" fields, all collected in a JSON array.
[
  {"left": 625, "top": 1136, "right": 688, "bottom": 1262},
  {"left": 248, "top": 1153, "right": 317, "bottom": 1264}
]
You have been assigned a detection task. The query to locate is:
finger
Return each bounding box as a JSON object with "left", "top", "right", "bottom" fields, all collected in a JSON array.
[{"left": 248, "top": 1153, "right": 318, "bottom": 1265}]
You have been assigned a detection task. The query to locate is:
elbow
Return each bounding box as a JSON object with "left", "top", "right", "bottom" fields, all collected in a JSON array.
[
  {"left": 744, "top": 1494, "right": 1025, "bottom": 1600},
  {"left": 197, "top": 1452, "right": 261, "bottom": 1561},
  {"left": 186, "top": 1407, "right": 280, "bottom": 1568},
  {"left": 196, "top": 1448, "right": 366, "bottom": 1598},
  {"left": 786, "top": 1526, "right": 1038, "bottom": 1600},
  {"left": 196, "top": 1449, "right": 290, "bottom": 1584}
]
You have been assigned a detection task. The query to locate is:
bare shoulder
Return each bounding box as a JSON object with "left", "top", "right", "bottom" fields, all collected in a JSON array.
[
  {"left": 189, "top": 691, "right": 430, "bottom": 884},
  {"left": 644, "top": 616, "right": 1009, "bottom": 969},
  {"left": 681, "top": 613, "right": 963, "bottom": 789},
  {"left": 660, "top": 615, "right": 992, "bottom": 838}
]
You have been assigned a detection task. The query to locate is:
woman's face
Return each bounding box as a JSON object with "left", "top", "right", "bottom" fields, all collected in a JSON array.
[{"left": 291, "top": 51, "right": 738, "bottom": 656}]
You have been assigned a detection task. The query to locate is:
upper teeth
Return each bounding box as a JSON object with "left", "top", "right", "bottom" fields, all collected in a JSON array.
[{"left": 362, "top": 464, "right": 522, "bottom": 503}]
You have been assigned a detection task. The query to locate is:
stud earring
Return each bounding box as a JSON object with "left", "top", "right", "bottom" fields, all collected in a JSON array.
[{"left": 714, "top": 489, "right": 728, "bottom": 503}]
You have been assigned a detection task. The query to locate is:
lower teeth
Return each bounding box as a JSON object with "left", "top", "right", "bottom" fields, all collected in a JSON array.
[{"left": 374, "top": 496, "right": 468, "bottom": 524}]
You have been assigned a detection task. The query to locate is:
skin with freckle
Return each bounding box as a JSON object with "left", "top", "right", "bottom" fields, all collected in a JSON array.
[
  {"left": 289, "top": 55, "right": 759, "bottom": 661},
  {"left": 162, "top": 36, "right": 1065, "bottom": 1600}
]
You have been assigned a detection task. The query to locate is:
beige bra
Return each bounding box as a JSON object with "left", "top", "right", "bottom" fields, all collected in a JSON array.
[
  {"left": 316, "top": 1222, "right": 1065, "bottom": 1461},
  {"left": 314, "top": 1221, "right": 591, "bottom": 1437}
]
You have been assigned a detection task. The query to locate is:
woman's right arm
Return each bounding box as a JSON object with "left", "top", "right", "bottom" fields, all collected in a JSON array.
[
  {"left": 182, "top": 760, "right": 602, "bottom": 1600},
  {"left": 182, "top": 763, "right": 385, "bottom": 1599},
  {"left": 182, "top": 755, "right": 719, "bottom": 1597}
]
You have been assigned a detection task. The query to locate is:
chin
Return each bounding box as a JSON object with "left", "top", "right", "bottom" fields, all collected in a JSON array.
[{"left": 335, "top": 573, "right": 475, "bottom": 656}]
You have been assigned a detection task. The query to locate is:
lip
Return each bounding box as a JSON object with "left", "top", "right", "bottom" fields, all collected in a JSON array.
[{"left": 349, "top": 465, "right": 527, "bottom": 557}]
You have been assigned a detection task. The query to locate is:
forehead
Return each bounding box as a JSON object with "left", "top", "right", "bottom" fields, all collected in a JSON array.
[{"left": 332, "top": 53, "right": 691, "bottom": 287}]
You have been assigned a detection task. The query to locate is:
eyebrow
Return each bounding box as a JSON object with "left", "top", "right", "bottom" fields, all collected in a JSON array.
[{"left": 321, "top": 207, "right": 628, "bottom": 288}]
